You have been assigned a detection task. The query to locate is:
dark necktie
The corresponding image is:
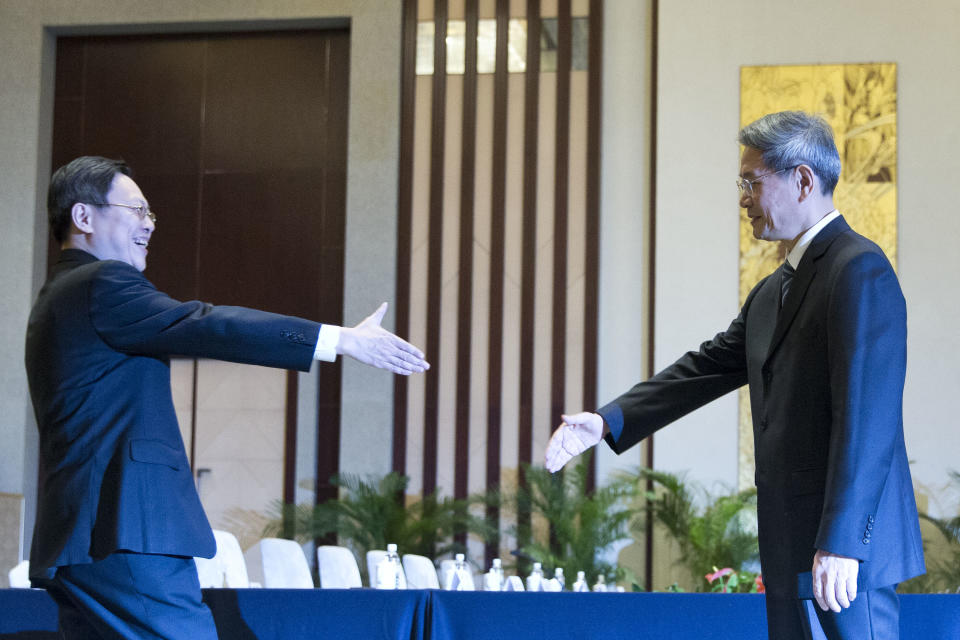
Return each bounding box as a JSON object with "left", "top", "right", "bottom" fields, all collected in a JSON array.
[{"left": 781, "top": 260, "right": 796, "bottom": 307}]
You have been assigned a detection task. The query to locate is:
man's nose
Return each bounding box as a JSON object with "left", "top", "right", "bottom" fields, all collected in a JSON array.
[{"left": 739, "top": 190, "right": 752, "bottom": 209}]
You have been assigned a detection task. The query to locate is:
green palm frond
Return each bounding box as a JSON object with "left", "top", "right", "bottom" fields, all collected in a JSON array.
[
  {"left": 620, "top": 466, "right": 759, "bottom": 591},
  {"left": 508, "top": 451, "right": 632, "bottom": 586},
  {"left": 260, "top": 471, "right": 497, "bottom": 582}
]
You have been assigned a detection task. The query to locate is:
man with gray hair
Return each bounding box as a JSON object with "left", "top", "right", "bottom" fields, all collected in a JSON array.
[{"left": 546, "top": 111, "right": 924, "bottom": 639}]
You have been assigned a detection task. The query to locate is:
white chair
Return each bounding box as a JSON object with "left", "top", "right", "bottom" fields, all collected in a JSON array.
[
  {"left": 194, "top": 529, "right": 250, "bottom": 588},
  {"left": 8, "top": 560, "right": 30, "bottom": 588},
  {"left": 316, "top": 545, "right": 362, "bottom": 589},
  {"left": 244, "top": 538, "right": 314, "bottom": 589},
  {"left": 402, "top": 554, "right": 440, "bottom": 589},
  {"left": 439, "top": 558, "right": 476, "bottom": 590},
  {"left": 367, "top": 549, "right": 407, "bottom": 588}
]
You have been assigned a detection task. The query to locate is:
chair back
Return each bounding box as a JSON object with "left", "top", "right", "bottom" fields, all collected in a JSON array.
[
  {"left": 7, "top": 560, "right": 29, "bottom": 588},
  {"left": 194, "top": 529, "right": 250, "bottom": 588},
  {"left": 367, "top": 549, "right": 407, "bottom": 588},
  {"left": 316, "top": 545, "right": 362, "bottom": 589},
  {"left": 245, "top": 538, "right": 314, "bottom": 588},
  {"left": 439, "top": 558, "right": 475, "bottom": 590},
  {"left": 402, "top": 554, "right": 440, "bottom": 589}
]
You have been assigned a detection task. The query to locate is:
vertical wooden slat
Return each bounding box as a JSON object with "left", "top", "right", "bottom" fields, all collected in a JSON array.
[
  {"left": 423, "top": 0, "right": 449, "bottom": 496},
  {"left": 454, "top": 0, "right": 479, "bottom": 547},
  {"left": 485, "top": 0, "right": 510, "bottom": 566},
  {"left": 284, "top": 370, "right": 298, "bottom": 506},
  {"left": 190, "top": 359, "right": 199, "bottom": 472},
  {"left": 517, "top": 0, "right": 541, "bottom": 553},
  {"left": 583, "top": 0, "right": 602, "bottom": 493},
  {"left": 314, "top": 33, "right": 348, "bottom": 541},
  {"left": 519, "top": 0, "right": 541, "bottom": 472},
  {"left": 644, "top": 0, "right": 660, "bottom": 592},
  {"left": 550, "top": 0, "right": 571, "bottom": 467},
  {"left": 395, "top": 0, "right": 418, "bottom": 477},
  {"left": 283, "top": 369, "right": 298, "bottom": 539}
]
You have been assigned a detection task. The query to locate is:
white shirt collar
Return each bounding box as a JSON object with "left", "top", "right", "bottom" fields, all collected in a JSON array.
[{"left": 786, "top": 210, "right": 840, "bottom": 269}]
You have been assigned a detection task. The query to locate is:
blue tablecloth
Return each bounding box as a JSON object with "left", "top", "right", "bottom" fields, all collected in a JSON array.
[
  {"left": 1, "top": 588, "right": 957, "bottom": 639},
  {"left": 429, "top": 591, "right": 769, "bottom": 639}
]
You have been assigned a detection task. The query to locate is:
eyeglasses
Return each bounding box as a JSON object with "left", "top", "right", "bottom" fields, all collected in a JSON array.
[
  {"left": 94, "top": 202, "right": 157, "bottom": 224},
  {"left": 736, "top": 166, "right": 797, "bottom": 197}
]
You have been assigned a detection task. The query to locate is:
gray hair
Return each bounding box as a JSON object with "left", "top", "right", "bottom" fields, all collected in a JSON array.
[{"left": 738, "top": 111, "right": 841, "bottom": 195}]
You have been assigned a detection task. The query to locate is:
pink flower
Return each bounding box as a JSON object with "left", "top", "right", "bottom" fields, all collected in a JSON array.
[
  {"left": 754, "top": 574, "right": 765, "bottom": 594},
  {"left": 705, "top": 567, "right": 733, "bottom": 583}
]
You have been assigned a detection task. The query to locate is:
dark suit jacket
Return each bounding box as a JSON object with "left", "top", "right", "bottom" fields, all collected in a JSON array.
[
  {"left": 25, "top": 249, "right": 322, "bottom": 580},
  {"left": 597, "top": 217, "right": 925, "bottom": 597}
]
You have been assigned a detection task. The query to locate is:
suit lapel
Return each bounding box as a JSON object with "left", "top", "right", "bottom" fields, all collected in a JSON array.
[{"left": 764, "top": 216, "right": 850, "bottom": 363}]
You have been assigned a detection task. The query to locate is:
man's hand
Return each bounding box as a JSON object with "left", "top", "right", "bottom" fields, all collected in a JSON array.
[
  {"left": 337, "top": 303, "right": 430, "bottom": 375},
  {"left": 544, "top": 412, "right": 606, "bottom": 473},
  {"left": 812, "top": 549, "right": 859, "bottom": 612}
]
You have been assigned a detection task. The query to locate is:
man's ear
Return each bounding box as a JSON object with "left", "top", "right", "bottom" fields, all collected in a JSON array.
[
  {"left": 70, "top": 202, "right": 95, "bottom": 234},
  {"left": 795, "top": 164, "right": 816, "bottom": 202}
]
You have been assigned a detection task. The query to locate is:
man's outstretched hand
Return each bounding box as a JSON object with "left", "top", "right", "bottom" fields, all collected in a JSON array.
[
  {"left": 544, "top": 412, "right": 605, "bottom": 472},
  {"left": 337, "top": 303, "right": 430, "bottom": 375}
]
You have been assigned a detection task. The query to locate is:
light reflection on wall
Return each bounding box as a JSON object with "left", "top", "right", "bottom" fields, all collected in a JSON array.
[{"left": 416, "top": 18, "right": 589, "bottom": 75}]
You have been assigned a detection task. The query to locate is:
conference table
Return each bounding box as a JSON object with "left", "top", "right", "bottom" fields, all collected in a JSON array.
[{"left": 1, "top": 587, "right": 957, "bottom": 639}]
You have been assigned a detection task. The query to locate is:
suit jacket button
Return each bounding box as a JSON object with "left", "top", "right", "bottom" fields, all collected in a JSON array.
[{"left": 862, "top": 538, "right": 870, "bottom": 544}]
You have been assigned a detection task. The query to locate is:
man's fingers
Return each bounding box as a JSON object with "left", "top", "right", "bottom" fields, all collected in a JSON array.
[
  {"left": 846, "top": 576, "right": 858, "bottom": 605},
  {"left": 835, "top": 576, "right": 850, "bottom": 609},
  {"left": 370, "top": 302, "right": 388, "bottom": 326},
  {"left": 545, "top": 426, "right": 574, "bottom": 472},
  {"left": 823, "top": 573, "right": 840, "bottom": 612}
]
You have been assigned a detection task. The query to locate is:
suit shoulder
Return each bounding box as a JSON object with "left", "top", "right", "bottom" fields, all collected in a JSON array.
[
  {"left": 828, "top": 229, "right": 894, "bottom": 271},
  {"left": 86, "top": 260, "right": 159, "bottom": 293}
]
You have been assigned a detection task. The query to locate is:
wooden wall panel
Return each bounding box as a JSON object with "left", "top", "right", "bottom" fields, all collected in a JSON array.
[{"left": 397, "top": 0, "right": 603, "bottom": 562}]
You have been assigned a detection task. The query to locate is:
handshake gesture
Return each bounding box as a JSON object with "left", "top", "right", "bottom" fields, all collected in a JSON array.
[
  {"left": 338, "top": 303, "right": 430, "bottom": 375},
  {"left": 544, "top": 412, "right": 606, "bottom": 472}
]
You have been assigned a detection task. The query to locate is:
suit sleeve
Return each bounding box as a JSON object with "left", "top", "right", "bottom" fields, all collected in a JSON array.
[
  {"left": 599, "top": 282, "right": 762, "bottom": 454},
  {"left": 87, "top": 260, "right": 322, "bottom": 372},
  {"left": 815, "top": 250, "right": 907, "bottom": 560}
]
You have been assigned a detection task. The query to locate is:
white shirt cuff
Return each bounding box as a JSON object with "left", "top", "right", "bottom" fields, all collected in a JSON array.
[{"left": 313, "top": 325, "right": 341, "bottom": 362}]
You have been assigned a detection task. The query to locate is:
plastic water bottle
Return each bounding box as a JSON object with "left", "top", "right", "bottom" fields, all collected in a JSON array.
[
  {"left": 526, "top": 562, "right": 544, "bottom": 591},
  {"left": 554, "top": 567, "right": 565, "bottom": 590},
  {"left": 592, "top": 574, "right": 607, "bottom": 592},
  {"left": 572, "top": 570, "right": 588, "bottom": 592},
  {"left": 386, "top": 543, "right": 403, "bottom": 589},
  {"left": 487, "top": 558, "right": 504, "bottom": 591},
  {"left": 375, "top": 546, "right": 396, "bottom": 589}
]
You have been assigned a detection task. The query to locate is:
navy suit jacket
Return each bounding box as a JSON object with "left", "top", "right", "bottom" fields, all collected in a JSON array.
[
  {"left": 598, "top": 217, "right": 925, "bottom": 597},
  {"left": 25, "top": 249, "right": 322, "bottom": 580}
]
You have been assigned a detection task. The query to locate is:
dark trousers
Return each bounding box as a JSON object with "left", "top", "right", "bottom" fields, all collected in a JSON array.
[
  {"left": 766, "top": 585, "right": 900, "bottom": 640},
  {"left": 42, "top": 552, "right": 219, "bottom": 640}
]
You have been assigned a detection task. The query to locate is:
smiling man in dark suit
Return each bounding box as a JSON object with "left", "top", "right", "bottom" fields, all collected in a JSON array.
[
  {"left": 545, "top": 111, "right": 924, "bottom": 639},
  {"left": 25, "top": 156, "right": 429, "bottom": 639}
]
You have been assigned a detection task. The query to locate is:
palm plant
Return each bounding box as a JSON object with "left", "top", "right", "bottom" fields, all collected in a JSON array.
[
  {"left": 899, "top": 470, "right": 960, "bottom": 593},
  {"left": 510, "top": 451, "right": 633, "bottom": 586},
  {"left": 261, "top": 472, "right": 497, "bottom": 581},
  {"left": 623, "top": 467, "right": 760, "bottom": 592}
]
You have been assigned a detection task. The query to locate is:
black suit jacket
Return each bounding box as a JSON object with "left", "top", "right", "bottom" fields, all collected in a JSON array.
[
  {"left": 25, "top": 249, "right": 321, "bottom": 580},
  {"left": 598, "top": 217, "right": 925, "bottom": 597}
]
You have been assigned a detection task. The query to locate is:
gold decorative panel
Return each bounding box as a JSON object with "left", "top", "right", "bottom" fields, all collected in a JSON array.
[{"left": 738, "top": 63, "right": 898, "bottom": 489}]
